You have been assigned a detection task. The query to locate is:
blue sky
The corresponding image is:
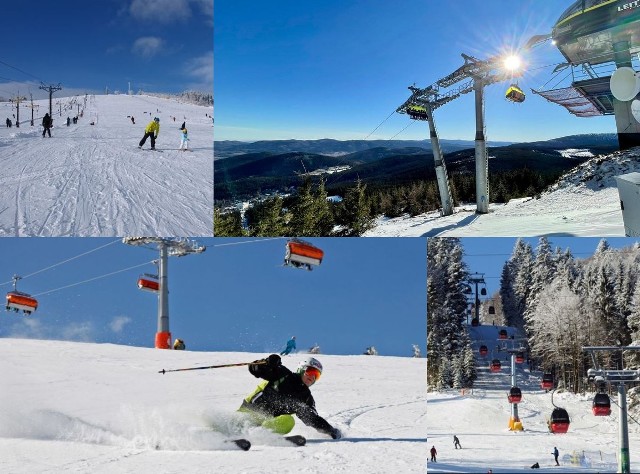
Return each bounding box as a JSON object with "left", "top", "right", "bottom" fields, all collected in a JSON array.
[
  {"left": 215, "top": 0, "right": 615, "bottom": 142},
  {"left": 460, "top": 237, "right": 640, "bottom": 302},
  {"left": 0, "top": 237, "right": 426, "bottom": 358},
  {"left": 0, "top": 0, "right": 212, "bottom": 99}
]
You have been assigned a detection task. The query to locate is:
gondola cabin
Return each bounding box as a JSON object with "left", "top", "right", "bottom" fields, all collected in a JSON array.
[
  {"left": 488, "top": 305, "right": 495, "bottom": 315},
  {"left": 471, "top": 317, "right": 479, "bottom": 327},
  {"left": 406, "top": 105, "right": 428, "bottom": 120},
  {"left": 498, "top": 329, "right": 508, "bottom": 339},
  {"left": 6, "top": 291, "right": 38, "bottom": 315},
  {"left": 515, "top": 352, "right": 525, "bottom": 364},
  {"left": 284, "top": 239, "right": 324, "bottom": 271},
  {"left": 490, "top": 359, "right": 502, "bottom": 372},
  {"left": 508, "top": 386, "right": 522, "bottom": 404},
  {"left": 592, "top": 393, "right": 612, "bottom": 416},
  {"left": 548, "top": 407, "right": 570, "bottom": 433},
  {"left": 541, "top": 373, "right": 554, "bottom": 390},
  {"left": 479, "top": 345, "right": 488, "bottom": 357},
  {"left": 137, "top": 274, "right": 159, "bottom": 292},
  {"left": 505, "top": 85, "right": 526, "bottom": 103}
]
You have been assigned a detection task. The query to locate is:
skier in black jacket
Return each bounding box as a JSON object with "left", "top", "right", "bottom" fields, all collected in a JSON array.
[
  {"left": 42, "top": 113, "right": 52, "bottom": 137},
  {"left": 238, "top": 353, "right": 342, "bottom": 439}
]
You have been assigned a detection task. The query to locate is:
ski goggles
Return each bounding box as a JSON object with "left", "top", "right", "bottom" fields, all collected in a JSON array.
[{"left": 303, "top": 367, "right": 322, "bottom": 382}]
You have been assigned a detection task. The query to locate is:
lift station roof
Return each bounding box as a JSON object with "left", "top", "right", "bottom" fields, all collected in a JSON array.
[{"left": 552, "top": 0, "right": 640, "bottom": 66}]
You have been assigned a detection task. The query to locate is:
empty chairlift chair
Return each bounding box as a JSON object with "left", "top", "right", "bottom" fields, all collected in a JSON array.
[
  {"left": 490, "top": 359, "right": 502, "bottom": 372},
  {"left": 508, "top": 386, "right": 522, "bottom": 404},
  {"left": 6, "top": 291, "right": 38, "bottom": 315},
  {"left": 549, "top": 407, "right": 570, "bottom": 433},
  {"left": 592, "top": 393, "right": 612, "bottom": 416},
  {"left": 5, "top": 275, "right": 38, "bottom": 315},
  {"left": 137, "top": 274, "right": 160, "bottom": 292},
  {"left": 541, "top": 373, "right": 554, "bottom": 390},
  {"left": 479, "top": 345, "right": 488, "bottom": 357},
  {"left": 284, "top": 239, "right": 324, "bottom": 271}
]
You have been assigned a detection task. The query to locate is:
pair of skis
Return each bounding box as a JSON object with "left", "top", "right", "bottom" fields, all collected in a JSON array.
[{"left": 230, "top": 434, "right": 306, "bottom": 451}]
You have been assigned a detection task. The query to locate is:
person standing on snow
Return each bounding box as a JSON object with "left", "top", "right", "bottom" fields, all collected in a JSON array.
[
  {"left": 280, "top": 336, "right": 297, "bottom": 355},
  {"left": 138, "top": 117, "right": 160, "bottom": 150},
  {"left": 238, "top": 354, "right": 341, "bottom": 439},
  {"left": 430, "top": 445, "right": 437, "bottom": 462},
  {"left": 453, "top": 435, "right": 461, "bottom": 449},
  {"left": 42, "top": 113, "right": 52, "bottom": 137},
  {"left": 552, "top": 446, "right": 559, "bottom": 466},
  {"left": 179, "top": 121, "right": 189, "bottom": 151}
]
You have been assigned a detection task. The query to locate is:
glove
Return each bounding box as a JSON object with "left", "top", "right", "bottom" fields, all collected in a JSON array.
[
  {"left": 267, "top": 354, "right": 281, "bottom": 367},
  {"left": 329, "top": 427, "right": 342, "bottom": 440}
]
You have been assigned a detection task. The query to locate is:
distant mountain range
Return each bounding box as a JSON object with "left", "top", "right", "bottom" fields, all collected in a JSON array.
[{"left": 214, "top": 134, "right": 620, "bottom": 201}]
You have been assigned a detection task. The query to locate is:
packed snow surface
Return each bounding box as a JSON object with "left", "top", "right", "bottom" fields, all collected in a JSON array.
[
  {"left": 427, "top": 325, "right": 639, "bottom": 473},
  {"left": 364, "top": 147, "right": 640, "bottom": 237},
  {"left": 0, "top": 94, "right": 213, "bottom": 236},
  {"left": 0, "top": 339, "right": 426, "bottom": 473}
]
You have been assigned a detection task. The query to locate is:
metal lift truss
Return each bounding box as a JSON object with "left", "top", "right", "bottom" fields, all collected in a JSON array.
[{"left": 397, "top": 53, "right": 524, "bottom": 216}]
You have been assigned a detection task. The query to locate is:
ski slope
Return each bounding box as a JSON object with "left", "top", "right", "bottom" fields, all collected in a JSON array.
[
  {"left": 364, "top": 147, "right": 640, "bottom": 237},
  {"left": 427, "top": 325, "right": 635, "bottom": 473},
  {"left": 0, "top": 94, "right": 213, "bottom": 236},
  {"left": 0, "top": 339, "right": 426, "bottom": 473}
]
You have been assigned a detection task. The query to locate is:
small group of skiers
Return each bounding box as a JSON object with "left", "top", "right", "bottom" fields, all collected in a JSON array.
[
  {"left": 137, "top": 117, "right": 190, "bottom": 151},
  {"left": 5, "top": 118, "right": 13, "bottom": 127},
  {"left": 429, "top": 438, "right": 560, "bottom": 469}
]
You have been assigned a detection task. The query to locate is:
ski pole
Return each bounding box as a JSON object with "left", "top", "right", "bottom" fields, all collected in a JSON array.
[{"left": 159, "top": 360, "right": 267, "bottom": 374}]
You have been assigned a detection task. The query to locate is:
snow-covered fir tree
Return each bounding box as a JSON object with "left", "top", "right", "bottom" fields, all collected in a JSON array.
[{"left": 427, "top": 238, "right": 475, "bottom": 390}]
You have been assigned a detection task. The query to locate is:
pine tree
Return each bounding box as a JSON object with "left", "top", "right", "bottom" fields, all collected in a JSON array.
[
  {"left": 251, "top": 196, "right": 288, "bottom": 236},
  {"left": 289, "top": 178, "right": 317, "bottom": 236},
  {"left": 213, "top": 208, "right": 245, "bottom": 236},
  {"left": 338, "top": 178, "right": 374, "bottom": 236}
]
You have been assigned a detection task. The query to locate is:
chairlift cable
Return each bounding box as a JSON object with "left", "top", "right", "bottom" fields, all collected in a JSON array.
[
  {"left": 363, "top": 109, "right": 398, "bottom": 141},
  {"left": 0, "top": 238, "right": 121, "bottom": 287},
  {"left": 212, "top": 237, "right": 285, "bottom": 248},
  {"left": 33, "top": 260, "right": 155, "bottom": 297}
]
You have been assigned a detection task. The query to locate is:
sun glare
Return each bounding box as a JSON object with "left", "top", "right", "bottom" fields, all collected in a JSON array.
[{"left": 504, "top": 55, "right": 521, "bottom": 71}]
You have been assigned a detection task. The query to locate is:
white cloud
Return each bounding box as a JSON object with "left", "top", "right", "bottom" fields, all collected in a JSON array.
[
  {"left": 184, "top": 51, "right": 213, "bottom": 91},
  {"left": 129, "top": 0, "right": 191, "bottom": 23},
  {"left": 61, "top": 322, "right": 94, "bottom": 342},
  {"left": 110, "top": 316, "right": 132, "bottom": 333},
  {"left": 132, "top": 37, "right": 164, "bottom": 59}
]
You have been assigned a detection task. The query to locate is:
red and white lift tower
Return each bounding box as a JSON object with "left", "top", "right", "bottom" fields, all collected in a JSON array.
[{"left": 123, "top": 237, "right": 205, "bottom": 349}]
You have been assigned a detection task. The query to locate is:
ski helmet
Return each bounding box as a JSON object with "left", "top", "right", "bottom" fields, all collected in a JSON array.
[
  {"left": 297, "top": 357, "right": 322, "bottom": 380},
  {"left": 154, "top": 117, "right": 160, "bottom": 122}
]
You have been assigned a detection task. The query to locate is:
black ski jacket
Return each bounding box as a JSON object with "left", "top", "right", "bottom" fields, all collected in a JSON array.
[{"left": 241, "top": 355, "right": 336, "bottom": 436}]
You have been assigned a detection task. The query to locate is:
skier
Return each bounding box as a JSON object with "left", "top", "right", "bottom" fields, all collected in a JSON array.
[
  {"left": 238, "top": 354, "right": 341, "bottom": 439},
  {"left": 430, "top": 445, "right": 437, "bottom": 462},
  {"left": 453, "top": 434, "right": 461, "bottom": 449},
  {"left": 131, "top": 116, "right": 135, "bottom": 124},
  {"left": 179, "top": 121, "right": 189, "bottom": 151},
  {"left": 552, "top": 446, "right": 559, "bottom": 466},
  {"left": 138, "top": 117, "right": 160, "bottom": 150},
  {"left": 5, "top": 118, "right": 10, "bottom": 128},
  {"left": 280, "top": 336, "right": 296, "bottom": 355},
  {"left": 42, "top": 113, "right": 52, "bottom": 137},
  {"left": 66, "top": 116, "right": 70, "bottom": 127}
]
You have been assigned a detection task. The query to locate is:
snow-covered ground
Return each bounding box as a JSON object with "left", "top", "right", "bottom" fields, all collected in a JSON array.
[
  {"left": 427, "top": 325, "right": 636, "bottom": 473},
  {"left": 0, "top": 339, "right": 426, "bottom": 473},
  {"left": 0, "top": 94, "right": 213, "bottom": 236},
  {"left": 364, "top": 147, "right": 640, "bottom": 237}
]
